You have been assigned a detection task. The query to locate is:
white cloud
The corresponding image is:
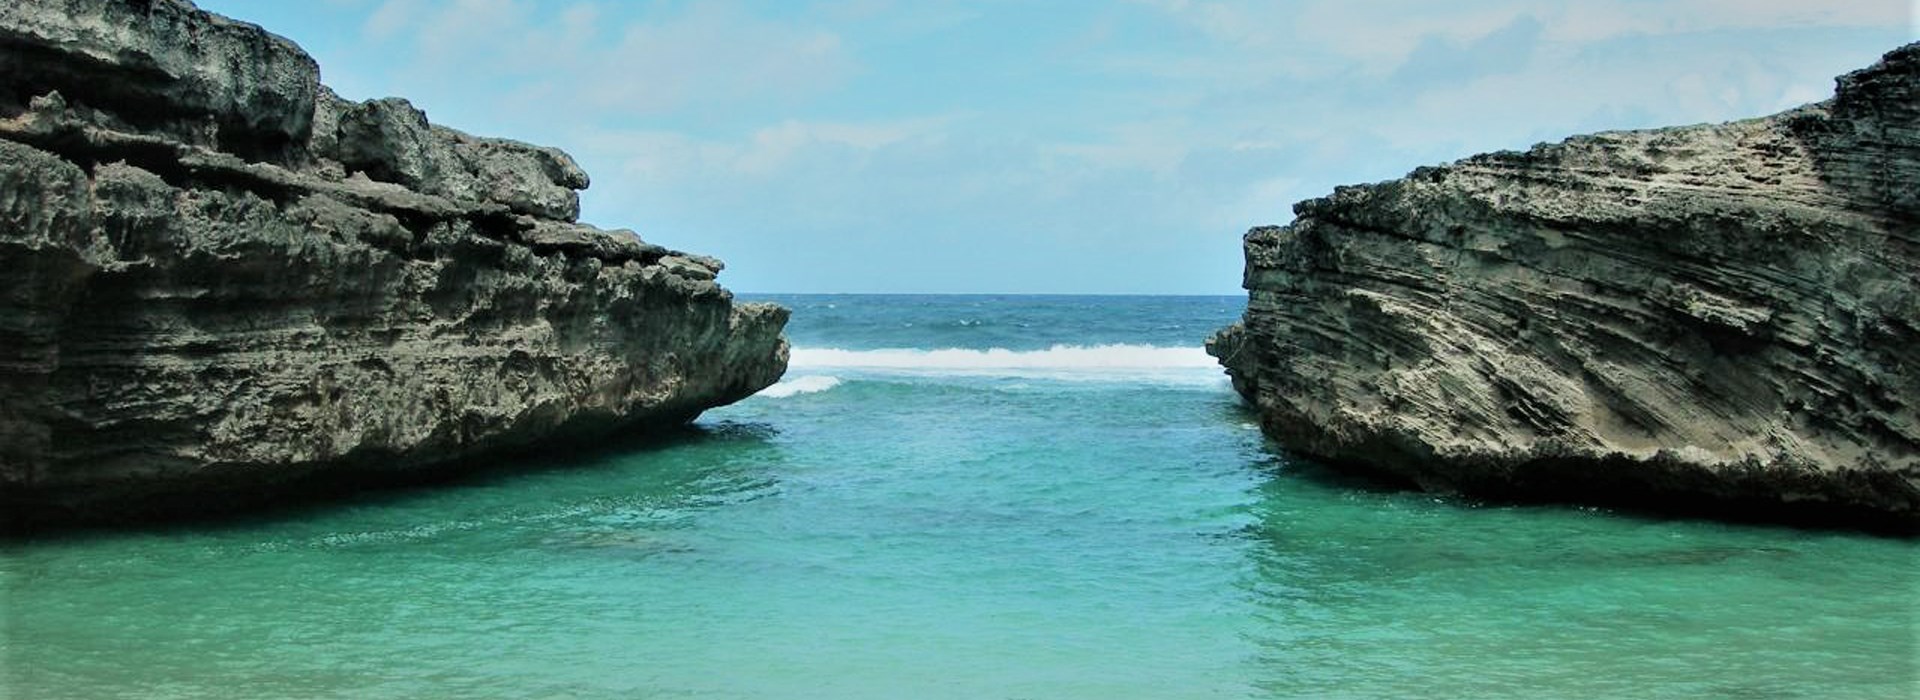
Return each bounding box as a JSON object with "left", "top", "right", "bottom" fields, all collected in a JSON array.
[
  {"left": 361, "top": 0, "right": 854, "bottom": 118},
  {"left": 361, "top": 0, "right": 422, "bottom": 40},
  {"left": 735, "top": 117, "right": 957, "bottom": 175},
  {"left": 1118, "top": 0, "right": 1908, "bottom": 156},
  {"left": 581, "top": 116, "right": 959, "bottom": 182},
  {"left": 1132, "top": 0, "right": 1536, "bottom": 73},
  {"left": 284, "top": 0, "right": 1914, "bottom": 292},
  {"left": 1132, "top": 0, "right": 1909, "bottom": 79},
  {"left": 1041, "top": 121, "right": 1192, "bottom": 179},
  {"left": 1545, "top": 0, "right": 1910, "bottom": 43},
  {"left": 585, "top": 3, "right": 850, "bottom": 114}
]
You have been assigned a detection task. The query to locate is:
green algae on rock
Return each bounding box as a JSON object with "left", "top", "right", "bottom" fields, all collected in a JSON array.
[
  {"left": 1212, "top": 43, "right": 1920, "bottom": 529},
  {"left": 0, "top": 0, "right": 788, "bottom": 526}
]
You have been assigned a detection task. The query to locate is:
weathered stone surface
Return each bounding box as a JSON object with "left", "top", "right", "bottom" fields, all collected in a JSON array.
[
  {"left": 329, "top": 96, "right": 588, "bottom": 221},
  {"left": 1212, "top": 44, "right": 1920, "bottom": 528},
  {"left": 0, "top": 0, "right": 318, "bottom": 161},
  {"left": 0, "top": 0, "right": 788, "bottom": 526}
]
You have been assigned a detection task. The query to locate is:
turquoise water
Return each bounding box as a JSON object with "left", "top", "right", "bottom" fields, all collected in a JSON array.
[{"left": 3, "top": 295, "right": 1915, "bottom": 699}]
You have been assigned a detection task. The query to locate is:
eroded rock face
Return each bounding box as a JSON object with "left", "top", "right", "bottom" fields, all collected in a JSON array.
[
  {"left": 1212, "top": 44, "right": 1919, "bottom": 528},
  {"left": 0, "top": 0, "right": 319, "bottom": 161},
  {"left": 0, "top": 0, "right": 788, "bottom": 525}
]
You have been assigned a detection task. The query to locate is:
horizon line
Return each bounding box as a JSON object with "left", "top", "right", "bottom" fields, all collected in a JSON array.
[{"left": 732, "top": 291, "right": 1249, "bottom": 298}]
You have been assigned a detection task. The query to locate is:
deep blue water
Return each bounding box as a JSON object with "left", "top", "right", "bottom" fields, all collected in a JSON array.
[
  {"left": 760, "top": 294, "right": 1244, "bottom": 351},
  {"left": 2, "top": 294, "right": 1914, "bottom": 699}
]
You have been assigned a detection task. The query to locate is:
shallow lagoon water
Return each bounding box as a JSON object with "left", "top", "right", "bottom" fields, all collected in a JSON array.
[{"left": 3, "top": 296, "right": 1915, "bottom": 699}]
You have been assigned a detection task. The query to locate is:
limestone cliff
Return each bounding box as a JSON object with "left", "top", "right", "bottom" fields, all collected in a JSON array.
[
  {"left": 0, "top": 0, "right": 788, "bottom": 525},
  {"left": 1212, "top": 44, "right": 1919, "bottom": 528}
]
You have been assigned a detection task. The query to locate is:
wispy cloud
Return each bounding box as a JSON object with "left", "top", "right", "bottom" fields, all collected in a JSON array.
[
  {"left": 585, "top": 115, "right": 961, "bottom": 181},
  {"left": 1543, "top": 0, "right": 1912, "bottom": 43},
  {"left": 357, "top": 0, "right": 854, "bottom": 119},
  {"left": 359, "top": 0, "right": 420, "bottom": 39},
  {"left": 203, "top": 0, "right": 1914, "bottom": 292}
]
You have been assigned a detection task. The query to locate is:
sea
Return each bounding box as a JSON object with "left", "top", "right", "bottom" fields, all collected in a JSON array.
[{"left": 2, "top": 294, "right": 1915, "bottom": 699}]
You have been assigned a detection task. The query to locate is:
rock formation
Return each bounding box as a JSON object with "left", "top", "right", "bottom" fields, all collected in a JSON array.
[
  {"left": 1212, "top": 44, "right": 1919, "bottom": 528},
  {"left": 0, "top": 0, "right": 788, "bottom": 526}
]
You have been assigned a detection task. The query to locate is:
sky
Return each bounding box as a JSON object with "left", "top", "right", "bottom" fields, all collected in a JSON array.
[{"left": 196, "top": 0, "right": 1915, "bottom": 294}]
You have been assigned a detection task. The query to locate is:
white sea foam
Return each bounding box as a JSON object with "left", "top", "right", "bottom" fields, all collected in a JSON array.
[
  {"left": 787, "top": 344, "right": 1226, "bottom": 384},
  {"left": 756, "top": 375, "right": 844, "bottom": 398}
]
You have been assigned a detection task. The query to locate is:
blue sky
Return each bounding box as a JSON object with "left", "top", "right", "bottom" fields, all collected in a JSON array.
[{"left": 198, "top": 0, "right": 1914, "bottom": 294}]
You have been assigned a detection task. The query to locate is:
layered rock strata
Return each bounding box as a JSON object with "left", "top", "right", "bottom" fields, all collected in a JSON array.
[
  {"left": 1212, "top": 44, "right": 1919, "bottom": 528},
  {"left": 0, "top": 0, "right": 788, "bottom": 525}
]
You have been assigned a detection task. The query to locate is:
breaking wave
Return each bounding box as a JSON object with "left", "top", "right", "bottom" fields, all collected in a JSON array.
[
  {"left": 756, "top": 375, "right": 844, "bottom": 398},
  {"left": 786, "top": 344, "right": 1224, "bottom": 384}
]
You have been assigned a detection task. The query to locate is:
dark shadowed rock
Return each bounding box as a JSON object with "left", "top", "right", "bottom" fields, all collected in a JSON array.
[
  {"left": 0, "top": 0, "right": 788, "bottom": 527},
  {"left": 0, "top": 0, "right": 319, "bottom": 161},
  {"left": 1212, "top": 44, "right": 1920, "bottom": 529}
]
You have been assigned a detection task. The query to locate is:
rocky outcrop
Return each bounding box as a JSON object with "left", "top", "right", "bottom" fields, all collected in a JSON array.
[
  {"left": 1212, "top": 44, "right": 1919, "bottom": 528},
  {"left": 0, "top": 0, "right": 788, "bottom": 526}
]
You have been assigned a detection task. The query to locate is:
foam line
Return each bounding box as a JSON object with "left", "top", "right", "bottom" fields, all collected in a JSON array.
[
  {"left": 790, "top": 344, "right": 1216, "bottom": 370},
  {"left": 756, "top": 375, "right": 844, "bottom": 398},
  {"left": 783, "top": 344, "right": 1227, "bottom": 385}
]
